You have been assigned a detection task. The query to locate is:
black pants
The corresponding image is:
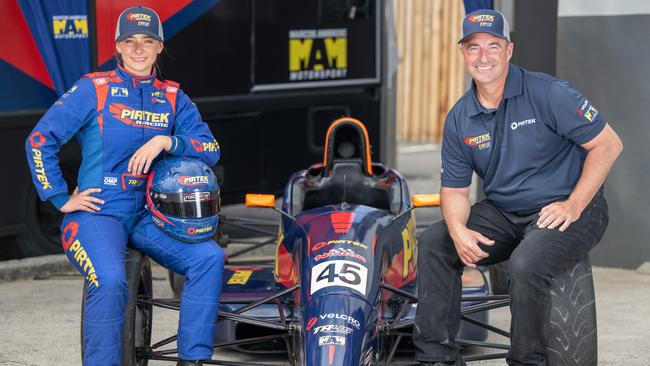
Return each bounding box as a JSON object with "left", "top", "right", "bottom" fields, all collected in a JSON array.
[{"left": 413, "top": 189, "right": 608, "bottom": 365}]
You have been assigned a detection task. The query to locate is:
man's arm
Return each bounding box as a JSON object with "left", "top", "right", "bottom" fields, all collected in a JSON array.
[
  {"left": 441, "top": 186, "right": 495, "bottom": 267},
  {"left": 538, "top": 123, "right": 623, "bottom": 231}
]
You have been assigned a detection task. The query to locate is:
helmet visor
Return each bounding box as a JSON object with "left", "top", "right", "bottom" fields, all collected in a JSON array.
[{"left": 152, "top": 190, "right": 219, "bottom": 218}]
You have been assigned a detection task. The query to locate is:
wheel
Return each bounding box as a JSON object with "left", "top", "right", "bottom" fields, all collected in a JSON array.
[
  {"left": 547, "top": 257, "right": 597, "bottom": 366},
  {"left": 81, "top": 248, "right": 153, "bottom": 366},
  {"left": 488, "top": 261, "right": 510, "bottom": 295},
  {"left": 168, "top": 269, "right": 185, "bottom": 299},
  {"left": 487, "top": 257, "right": 597, "bottom": 365}
]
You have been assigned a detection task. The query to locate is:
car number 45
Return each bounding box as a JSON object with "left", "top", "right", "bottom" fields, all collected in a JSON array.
[{"left": 310, "top": 260, "right": 368, "bottom": 295}]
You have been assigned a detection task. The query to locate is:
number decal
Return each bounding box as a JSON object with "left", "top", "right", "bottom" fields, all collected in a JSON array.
[{"left": 310, "top": 260, "right": 368, "bottom": 295}]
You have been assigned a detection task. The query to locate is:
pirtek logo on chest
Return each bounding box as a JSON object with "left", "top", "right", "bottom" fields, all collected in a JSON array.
[
  {"left": 463, "top": 133, "right": 491, "bottom": 146},
  {"left": 109, "top": 103, "right": 170, "bottom": 130}
]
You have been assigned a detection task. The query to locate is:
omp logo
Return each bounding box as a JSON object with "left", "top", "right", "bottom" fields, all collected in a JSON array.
[
  {"left": 190, "top": 138, "right": 220, "bottom": 153},
  {"left": 127, "top": 13, "right": 152, "bottom": 22},
  {"left": 61, "top": 222, "right": 99, "bottom": 287},
  {"left": 109, "top": 103, "right": 170, "bottom": 130},
  {"left": 469, "top": 14, "right": 495, "bottom": 22},
  {"left": 30, "top": 132, "right": 51, "bottom": 190},
  {"left": 94, "top": 78, "right": 107, "bottom": 86},
  {"left": 187, "top": 226, "right": 213, "bottom": 235},
  {"left": 110, "top": 87, "right": 128, "bottom": 97},
  {"left": 178, "top": 176, "right": 209, "bottom": 186},
  {"left": 103, "top": 176, "right": 118, "bottom": 186},
  {"left": 463, "top": 133, "right": 491, "bottom": 149},
  {"left": 289, "top": 28, "right": 348, "bottom": 81},
  {"left": 166, "top": 86, "right": 178, "bottom": 93},
  {"left": 53, "top": 15, "right": 88, "bottom": 39},
  {"left": 183, "top": 192, "right": 211, "bottom": 201}
]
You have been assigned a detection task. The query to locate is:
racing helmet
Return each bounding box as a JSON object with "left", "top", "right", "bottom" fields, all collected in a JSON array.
[{"left": 146, "top": 157, "right": 220, "bottom": 243}]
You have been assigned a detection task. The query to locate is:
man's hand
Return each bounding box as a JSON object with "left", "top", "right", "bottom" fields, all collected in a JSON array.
[
  {"left": 128, "top": 135, "right": 172, "bottom": 175},
  {"left": 60, "top": 187, "right": 105, "bottom": 213},
  {"left": 537, "top": 199, "right": 581, "bottom": 232},
  {"left": 451, "top": 227, "right": 495, "bottom": 268}
]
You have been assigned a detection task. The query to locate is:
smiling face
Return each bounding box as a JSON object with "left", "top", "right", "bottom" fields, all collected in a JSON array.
[
  {"left": 115, "top": 34, "right": 163, "bottom": 76},
  {"left": 460, "top": 32, "right": 513, "bottom": 88}
]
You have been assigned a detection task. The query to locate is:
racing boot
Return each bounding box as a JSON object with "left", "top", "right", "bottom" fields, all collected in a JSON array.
[{"left": 177, "top": 360, "right": 203, "bottom": 366}]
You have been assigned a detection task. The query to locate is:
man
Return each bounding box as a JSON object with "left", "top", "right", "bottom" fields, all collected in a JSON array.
[{"left": 413, "top": 9, "right": 622, "bottom": 366}]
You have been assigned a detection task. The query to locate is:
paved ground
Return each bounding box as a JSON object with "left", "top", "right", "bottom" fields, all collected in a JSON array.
[{"left": 0, "top": 144, "right": 648, "bottom": 365}]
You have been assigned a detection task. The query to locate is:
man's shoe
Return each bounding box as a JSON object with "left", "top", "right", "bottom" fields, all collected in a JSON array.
[{"left": 177, "top": 360, "right": 203, "bottom": 366}]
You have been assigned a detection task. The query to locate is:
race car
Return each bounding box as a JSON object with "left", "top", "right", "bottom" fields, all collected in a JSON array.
[{"left": 112, "top": 117, "right": 597, "bottom": 366}]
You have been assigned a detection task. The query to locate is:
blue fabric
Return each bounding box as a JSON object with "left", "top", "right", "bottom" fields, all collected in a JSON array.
[
  {"left": 440, "top": 64, "right": 606, "bottom": 212},
  {"left": 25, "top": 66, "right": 220, "bottom": 207},
  {"left": 17, "top": 0, "right": 91, "bottom": 96},
  {"left": 26, "top": 66, "right": 223, "bottom": 365},
  {"left": 463, "top": 0, "right": 493, "bottom": 14}
]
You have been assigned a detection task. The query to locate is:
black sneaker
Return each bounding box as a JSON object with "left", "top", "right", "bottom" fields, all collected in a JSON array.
[{"left": 176, "top": 361, "right": 203, "bottom": 366}]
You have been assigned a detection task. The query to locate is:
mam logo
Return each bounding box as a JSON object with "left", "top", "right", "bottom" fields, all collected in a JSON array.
[
  {"left": 53, "top": 15, "right": 88, "bottom": 39},
  {"left": 289, "top": 28, "right": 348, "bottom": 81},
  {"left": 577, "top": 99, "right": 599, "bottom": 122},
  {"left": 109, "top": 103, "right": 170, "bottom": 130},
  {"left": 110, "top": 87, "right": 128, "bottom": 97},
  {"left": 178, "top": 175, "right": 209, "bottom": 186}
]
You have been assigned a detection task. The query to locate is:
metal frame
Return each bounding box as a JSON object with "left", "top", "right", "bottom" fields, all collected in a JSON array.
[{"left": 135, "top": 281, "right": 511, "bottom": 365}]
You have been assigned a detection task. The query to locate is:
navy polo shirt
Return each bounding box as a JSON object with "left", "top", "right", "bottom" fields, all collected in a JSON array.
[{"left": 441, "top": 64, "right": 606, "bottom": 212}]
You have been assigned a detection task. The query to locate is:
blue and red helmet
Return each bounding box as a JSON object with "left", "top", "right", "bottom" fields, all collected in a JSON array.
[{"left": 146, "top": 157, "right": 220, "bottom": 243}]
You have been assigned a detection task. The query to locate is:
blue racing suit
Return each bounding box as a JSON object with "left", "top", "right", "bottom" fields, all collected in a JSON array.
[{"left": 25, "top": 66, "right": 224, "bottom": 365}]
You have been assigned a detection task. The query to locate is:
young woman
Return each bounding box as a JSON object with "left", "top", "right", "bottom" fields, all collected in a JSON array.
[{"left": 25, "top": 7, "right": 223, "bottom": 366}]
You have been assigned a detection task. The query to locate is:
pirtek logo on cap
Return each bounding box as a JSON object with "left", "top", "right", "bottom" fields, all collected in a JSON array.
[
  {"left": 126, "top": 13, "right": 152, "bottom": 22},
  {"left": 469, "top": 14, "right": 495, "bottom": 23}
]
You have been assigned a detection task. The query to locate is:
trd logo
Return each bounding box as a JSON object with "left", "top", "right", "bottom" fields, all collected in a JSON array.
[
  {"left": 53, "top": 15, "right": 88, "bottom": 39},
  {"left": 289, "top": 28, "right": 348, "bottom": 81}
]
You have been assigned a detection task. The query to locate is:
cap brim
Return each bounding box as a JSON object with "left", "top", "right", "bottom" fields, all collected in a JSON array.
[
  {"left": 458, "top": 31, "right": 509, "bottom": 44},
  {"left": 116, "top": 30, "right": 163, "bottom": 42}
]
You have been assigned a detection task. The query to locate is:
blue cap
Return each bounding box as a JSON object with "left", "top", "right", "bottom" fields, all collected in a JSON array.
[
  {"left": 115, "top": 6, "right": 164, "bottom": 42},
  {"left": 459, "top": 9, "right": 510, "bottom": 43}
]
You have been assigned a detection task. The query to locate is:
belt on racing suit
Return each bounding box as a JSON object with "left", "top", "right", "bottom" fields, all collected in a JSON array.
[{"left": 102, "top": 172, "right": 148, "bottom": 191}]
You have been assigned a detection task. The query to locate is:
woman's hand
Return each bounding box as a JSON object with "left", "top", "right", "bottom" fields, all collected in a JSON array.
[
  {"left": 128, "top": 135, "right": 172, "bottom": 175},
  {"left": 60, "top": 187, "right": 105, "bottom": 213}
]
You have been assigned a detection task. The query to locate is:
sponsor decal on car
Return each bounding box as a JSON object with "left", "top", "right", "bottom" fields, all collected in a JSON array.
[
  {"left": 311, "top": 239, "right": 368, "bottom": 252},
  {"left": 319, "top": 313, "right": 361, "bottom": 329},
  {"left": 314, "top": 248, "right": 366, "bottom": 263},
  {"left": 306, "top": 317, "right": 318, "bottom": 331},
  {"left": 61, "top": 221, "right": 98, "bottom": 287},
  {"left": 310, "top": 259, "right": 368, "bottom": 295},
  {"left": 318, "top": 335, "right": 345, "bottom": 346},
  {"left": 312, "top": 324, "right": 353, "bottom": 335},
  {"left": 289, "top": 28, "right": 348, "bottom": 81},
  {"left": 227, "top": 270, "right": 253, "bottom": 285}
]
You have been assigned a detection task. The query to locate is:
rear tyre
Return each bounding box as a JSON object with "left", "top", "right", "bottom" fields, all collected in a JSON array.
[
  {"left": 80, "top": 248, "right": 153, "bottom": 366},
  {"left": 487, "top": 258, "right": 597, "bottom": 365}
]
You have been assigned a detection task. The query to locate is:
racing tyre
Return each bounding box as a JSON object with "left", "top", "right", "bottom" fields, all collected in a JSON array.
[
  {"left": 80, "top": 248, "right": 153, "bottom": 366},
  {"left": 488, "top": 257, "right": 597, "bottom": 365},
  {"left": 547, "top": 257, "right": 597, "bottom": 366}
]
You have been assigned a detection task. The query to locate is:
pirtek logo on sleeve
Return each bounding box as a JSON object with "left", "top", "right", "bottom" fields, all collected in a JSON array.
[
  {"left": 190, "top": 138, "right": 220, "bottom": 153},
  {"left": 29, "top": 132, "right": 52, "bottom": 189}
]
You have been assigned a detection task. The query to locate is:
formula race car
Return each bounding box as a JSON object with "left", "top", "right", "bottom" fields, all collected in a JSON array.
[{"left": 104, "top": 117, "right": 598, "bottom": 366}]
